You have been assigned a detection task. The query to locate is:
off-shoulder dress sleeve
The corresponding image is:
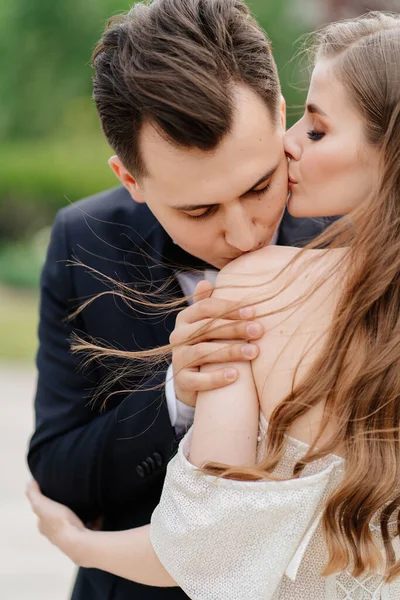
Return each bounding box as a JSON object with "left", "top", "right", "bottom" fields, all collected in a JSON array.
[{"left": 150, "top": 428, "right": 342, "bottom": 600}]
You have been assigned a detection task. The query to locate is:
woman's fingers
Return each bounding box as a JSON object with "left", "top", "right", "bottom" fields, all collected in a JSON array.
[
  {"left": 26, "top": 480, "right": 43, "bottom": 515},
  {"left": 26, "top": 480, "right": 86, "bottom": 538},
  {"left": 26, "top": 480, "right": 87, "bottom": 566},
  {"left": 26, "top": 480, "right": 60, "bottom": 526}
]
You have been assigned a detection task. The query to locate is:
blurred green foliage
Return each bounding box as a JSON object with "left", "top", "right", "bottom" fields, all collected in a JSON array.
[
  {"left": 0, "top": 0, "right": 309, "bottom": 295},
  {"left": 1, "top": 0, "right": 306, "bottom": 142},
  {"left": 0, "top": 0, "right": 128, "bottom": 140},
  {"left": 0, "top": 286, "right": 39, "bottom": 360}
]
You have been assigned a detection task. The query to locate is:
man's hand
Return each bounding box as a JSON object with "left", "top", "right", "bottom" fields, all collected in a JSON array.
[{"left": 170, "top": 280, "right": 263, "bottom": 407}]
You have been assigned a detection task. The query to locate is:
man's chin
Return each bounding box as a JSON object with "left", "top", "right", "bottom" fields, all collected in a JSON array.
[
  {"left": 214, "top": 255, "right": 242, "bottom": 269},
  {"left": 209, "top": 257, "right": 234, "bottom": 269}
]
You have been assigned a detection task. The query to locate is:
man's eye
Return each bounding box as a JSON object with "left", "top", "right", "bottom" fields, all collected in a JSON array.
[
  {"left": 249, "top": 183, "right": 270, "bottom": 196},
  {"left": 185, "top": 207, "right": 215, "bottom": 220}
]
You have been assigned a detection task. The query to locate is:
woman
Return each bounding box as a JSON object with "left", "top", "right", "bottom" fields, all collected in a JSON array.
[{"left": 27, "top": 12, "right": 400, "bottom": 599}]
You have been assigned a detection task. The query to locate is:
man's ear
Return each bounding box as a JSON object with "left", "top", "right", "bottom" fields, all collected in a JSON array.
[
  {"left": 108, "top": 156, "right": 146, "bottom": 203},
  {"left": 280, "top": 95, "right": 287, "bottom": 132}
]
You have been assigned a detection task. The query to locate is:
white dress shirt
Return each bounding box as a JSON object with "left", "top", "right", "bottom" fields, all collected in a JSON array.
[{"left": 166, "top": 269, "right": 218, "bottom": 436}]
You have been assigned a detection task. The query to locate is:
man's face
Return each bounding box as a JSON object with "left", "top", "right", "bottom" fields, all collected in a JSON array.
[{"left": 114, "top": 85, "right": 288, "bottom": 269}]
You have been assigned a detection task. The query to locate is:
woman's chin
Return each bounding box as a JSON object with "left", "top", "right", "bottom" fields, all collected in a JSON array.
[
  {"left": 288, "top": 192, "right": 343, "bottom": 219},
  {"left": 287, "top": 191, "right": 307, "bottom": 218},
  {"left": 287, "top": 191, "right": 323, "bottom": 219}
]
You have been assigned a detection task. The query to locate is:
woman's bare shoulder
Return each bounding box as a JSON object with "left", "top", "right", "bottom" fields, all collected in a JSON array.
[
  {"left": 219, "top": 246, "right": 345, "bottom": 279},
  {"left": 214, "top": 246, "right": 305, "bottom": 305},
  {"left": 215, "top": 245, "right": 346, "bottom": 306},
  {"left": 219, "top": 246, "right": 299, "bottom": 277},
  {"left": 217, "top": 245, "right": 334, "bottom": 284}
]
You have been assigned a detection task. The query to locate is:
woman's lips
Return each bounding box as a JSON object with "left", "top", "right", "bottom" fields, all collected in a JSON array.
[{"left": 288, "top": 175, "right": 298, "bottom": 191}]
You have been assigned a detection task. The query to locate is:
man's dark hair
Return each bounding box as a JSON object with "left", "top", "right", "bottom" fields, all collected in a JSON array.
[{"left": 92, "top": 0, "right": 281, "bottom": 178}]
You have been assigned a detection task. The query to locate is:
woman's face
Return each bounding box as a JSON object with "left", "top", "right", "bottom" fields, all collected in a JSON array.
[{"left": 284, "top": 58, "right": 379, "bottom": 218}]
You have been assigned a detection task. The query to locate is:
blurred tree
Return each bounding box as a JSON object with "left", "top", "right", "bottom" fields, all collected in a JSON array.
[
  {"left": 249, "top": 0, "right": 309, "bottom": 125},
  {"left": 0, "top": 0, "right": 129, "bottom": 140},
  {"left": 0, "top": 0, "right": 307, "bottom": 141}
]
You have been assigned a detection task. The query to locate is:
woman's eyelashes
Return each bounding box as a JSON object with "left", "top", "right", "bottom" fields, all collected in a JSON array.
[
  {"left": 185, "top": 184, "right": 271, "bottom": 220},
  {"left": 307, "top": 129, "right": 325, "bottom": 142}
]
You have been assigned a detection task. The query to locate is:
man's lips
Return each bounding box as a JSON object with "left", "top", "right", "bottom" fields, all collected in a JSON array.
[{"left": 223, "top": 241, "right": 270, "bottom": 262}]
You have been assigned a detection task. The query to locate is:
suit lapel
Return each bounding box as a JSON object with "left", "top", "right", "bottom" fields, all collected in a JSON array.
[
  {"left": 120, "top": 205, "right": 210, "bottom": 349},
  {"left": 121, "top": 232, "right": 179, "bottom": 349}
]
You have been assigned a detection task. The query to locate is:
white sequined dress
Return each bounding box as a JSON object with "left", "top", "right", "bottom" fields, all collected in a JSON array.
[{"left": 150, "top": 414, "right": 400, "bottom": 599}]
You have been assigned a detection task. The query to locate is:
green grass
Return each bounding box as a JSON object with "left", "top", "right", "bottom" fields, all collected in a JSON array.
[{"left": 0, "top": 286, "right": 39, "bottom": 362}]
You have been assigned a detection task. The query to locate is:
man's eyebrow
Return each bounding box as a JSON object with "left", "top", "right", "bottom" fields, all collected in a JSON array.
[
  {"left": 173, "top": 164, "right": 279, "bottom": 212},
  {"left": 307, "top": 103, "right": 329, "bottom": 118},
  {"left": 239, "top": 164, "right": 279, "bottom": 198}
]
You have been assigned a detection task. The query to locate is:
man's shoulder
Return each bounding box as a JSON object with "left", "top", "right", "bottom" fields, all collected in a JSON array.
[
  {"left": 59, "top": 185, "right": 139, "bottom": 225},
  {"left": 55, "top": 185, "right": 159, "bottom": 246}
]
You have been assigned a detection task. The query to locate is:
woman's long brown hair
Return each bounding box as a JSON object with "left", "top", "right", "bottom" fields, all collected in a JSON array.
[{"left": 71, "top": 12, "right": 400, "bottom": 582}]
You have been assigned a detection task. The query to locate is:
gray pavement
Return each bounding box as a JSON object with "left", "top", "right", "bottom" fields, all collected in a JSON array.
[{"left": 0, "top": 363, "right": 75, "bottom": 599}]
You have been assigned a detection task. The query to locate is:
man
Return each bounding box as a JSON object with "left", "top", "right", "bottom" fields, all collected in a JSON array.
[{"left": 28, "top": 1, "right": 331, "bottom": 599}]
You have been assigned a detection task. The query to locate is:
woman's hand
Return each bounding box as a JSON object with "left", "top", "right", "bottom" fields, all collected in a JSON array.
[
  {"left": 26, "top": 480, "right": 88, "bottom": 566},
  {"left": 26, "top": 480, "right": 176, "bottom": 586}
]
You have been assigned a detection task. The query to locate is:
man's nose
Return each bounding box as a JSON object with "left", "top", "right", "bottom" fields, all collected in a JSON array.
[{"left": 225, "top": 209, "right": 258, "bottom": 253}]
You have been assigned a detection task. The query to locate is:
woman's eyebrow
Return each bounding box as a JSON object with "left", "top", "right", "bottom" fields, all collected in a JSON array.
[{"left": 307, "top": 102, "right": 329, "bottom": 118}]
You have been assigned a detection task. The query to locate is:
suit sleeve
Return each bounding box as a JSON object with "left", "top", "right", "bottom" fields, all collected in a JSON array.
[{"left": 27, "top": 209, "right": 177, "bottom": 522}]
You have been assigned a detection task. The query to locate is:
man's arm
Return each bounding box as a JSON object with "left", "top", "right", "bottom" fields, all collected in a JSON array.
[
  {"left": 26, "top": 269, "right": 260, "bottom": 585},
  {"left": 29, "top": 208, "right": 264, "bottom": 521},
  {"left": 28, "top": 209, "right": 176, "bottom": 521}
]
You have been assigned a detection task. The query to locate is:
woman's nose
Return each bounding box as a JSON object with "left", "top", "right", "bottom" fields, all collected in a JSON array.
[{"left": 283, "top": 125, "right": 301, "bottom": 162}]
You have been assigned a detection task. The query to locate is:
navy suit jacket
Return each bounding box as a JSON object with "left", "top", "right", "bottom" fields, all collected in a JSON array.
[{"left": 28, "top": 185, "right": 334, "bottom": 600}]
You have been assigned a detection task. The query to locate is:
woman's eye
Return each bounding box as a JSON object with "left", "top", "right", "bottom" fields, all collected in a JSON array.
[{"left": 307, "top": 130, "right": 325, "bottom": 142}]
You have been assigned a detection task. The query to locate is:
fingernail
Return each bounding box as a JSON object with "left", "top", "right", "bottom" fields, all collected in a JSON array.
[
  {"left": 242, "top": 344, "right": 257, "bottom": 358},
  {"left": 224, "top": 368, "right": 237, "bottom": 381},
  {"left": 240, "top": 307, "right": 253, "bottom": 319},
  {"left": 247, "top": 324, "right": 261, "bottom": 338}
]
